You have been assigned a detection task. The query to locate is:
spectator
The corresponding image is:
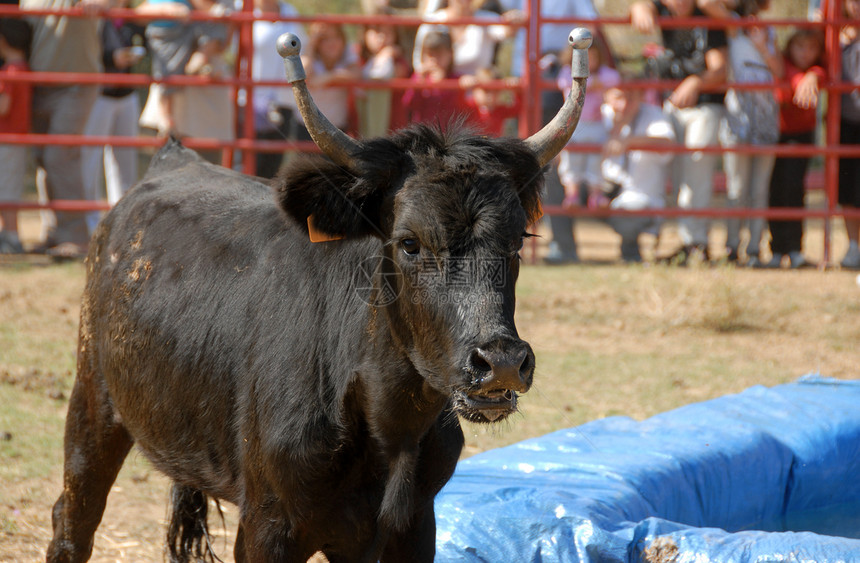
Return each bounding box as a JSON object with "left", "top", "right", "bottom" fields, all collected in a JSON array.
[
  {"left": 0, "top": 18, "right": 31, "bottom": 254},
  {"left": 180, "top": 0, "right": 235, "bottom": 164},
  {"left": 295, "top": 22, "right": 360, "bottom": 140},
  {"left": 632, "top": 0, "right": 728, "bottom": 265},
  {"left": 600, "top": 81, "right": 676, "bottom": 262},
  {"left": 414, "top": 0, "right": 523, "bottom": 77},
  {"left": 556, "top": 36, "right": 619, "bottom": 209},
  {"left": 461, "top": 66, "right": 519, "bottom": 136},
  {"left": 401, "top": 28, "right": 467, "bottom": 127},
  {"left": 839, "top": 0, "right": 860, "bottom": 270},
  {"left": 80, "top": 7, "right": 146, "bottom": 234},
  {"left": 497, "top": 0, "right": 598, "bottom": 78},
  {"left": 358, "top": 8, "right": 410, "bottom": 138},
  {"left": 141, "top": 0, "right": 198, "bottom": 136},
  {"left": 768, "top": 28, "right": 825, "bottom": 269},
  {"left": 244, "top": 0, "right": 306, "bottom": 178},
  {"left": 22, "top": 0, "right": 113, "bottom": 258},
  {"left": 718, "top": 0, "right": 782, "bottom": 267},
  {"left": 499, "top": 0, "right": 598, "bottom": 265}
]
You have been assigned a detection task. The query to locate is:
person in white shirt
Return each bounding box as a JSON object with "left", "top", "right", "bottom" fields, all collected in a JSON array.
[
  {"left": 600, "top": 82, "right": 675, "bottom": 262},
  {"left": 413, "top": 0, "right": 523, "bottom": 76},
  {"left": 246, "top": 0, "right": 307, "bottom": 177},
  {"left": 498, "top": 0, "right": 597, "bottom": 76}
]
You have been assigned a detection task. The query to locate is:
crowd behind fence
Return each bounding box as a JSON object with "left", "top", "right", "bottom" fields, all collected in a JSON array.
[{"left": 0, "top": 0, "right": 858, "bottom": 266}]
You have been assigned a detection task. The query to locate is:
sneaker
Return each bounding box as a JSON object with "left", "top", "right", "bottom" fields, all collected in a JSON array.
[
  {"left": 544, "top": 242, "right": 579, "bottom": 265},
  {"left": 746, "top": 255, "right": 766, "bottom": 269},
  {"left": 762, "top": 253, "right": 784, "bottom": 269},
  {"left": 45, "top": 242, "right": 88, "bottom": 261},
  {"left": 725, "top": 247, "right": 739, "bottom": 263},
  {"left": 620, "top": 239, "right": 642, "bottom": 263},
  {"left": 788, "top": 251, "right": 811, "bottom": 269},
  {"left": 0, "top": 231, "right": 24, "bottom": 254},
  {"left": 660, "top": 244, "right": 708, "bottom": 267},
  {"left": 841, "top": 245, "right": 860, "bottom": 270}
]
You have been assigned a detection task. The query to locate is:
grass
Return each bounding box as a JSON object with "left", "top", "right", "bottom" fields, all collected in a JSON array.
[{"left": 1, "top": 248, "right": 858, "bottom": 561}]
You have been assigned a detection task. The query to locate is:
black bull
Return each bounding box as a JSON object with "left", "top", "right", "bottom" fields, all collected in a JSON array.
[
  {"left": 47, "top": 128, "right": 545, "bottom": 562},
  {"left": 47, "top": 27, "right": 590, "bottom": 563}
]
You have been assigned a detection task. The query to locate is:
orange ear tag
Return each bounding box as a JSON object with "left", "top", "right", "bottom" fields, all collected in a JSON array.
[{"left": 307, "top": 215, "right": 345, "bottom": 243}]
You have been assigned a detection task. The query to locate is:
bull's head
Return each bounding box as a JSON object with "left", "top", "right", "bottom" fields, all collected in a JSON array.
[{"left": 275, "top": 30, "right": 590, "bottom": 424}]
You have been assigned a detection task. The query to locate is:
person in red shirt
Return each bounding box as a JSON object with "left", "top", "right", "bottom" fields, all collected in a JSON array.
[
  {"left": 461, "top": 67, "right": 521, "bottom": 137},
  {"left": 766, "top": 28, "right": 826, "bottom": 269},
  {"left": 0, "top": 19, "right": 32, "bottom": 254},
  {"left": 400, "top": 29, "right": 468, "bottom": 129}
]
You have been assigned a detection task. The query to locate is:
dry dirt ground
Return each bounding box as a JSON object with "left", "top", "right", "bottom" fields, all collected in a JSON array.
[{"left": 2, "top": 211, "right": 858, "bottom": 562}]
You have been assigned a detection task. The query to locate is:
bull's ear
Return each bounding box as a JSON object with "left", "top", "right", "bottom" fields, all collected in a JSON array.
[
  {"left": 496, "top": 139, "right": 545, "bottom": 226},
  {"left": 274, "top": 138, "right": 410, "bottom": 240}
]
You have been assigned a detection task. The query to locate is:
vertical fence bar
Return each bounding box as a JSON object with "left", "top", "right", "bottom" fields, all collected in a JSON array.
[
  {"left": 239, "top": 1, "right": 256, "bottom": 175},
  {"left": 824, "top": 0, "right": 843, "bottom": 265}
]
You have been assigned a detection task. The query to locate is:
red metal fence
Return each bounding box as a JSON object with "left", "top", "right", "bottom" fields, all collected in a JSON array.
[{"left": 0, "top": 0, "right": 857, "bottom": 261}]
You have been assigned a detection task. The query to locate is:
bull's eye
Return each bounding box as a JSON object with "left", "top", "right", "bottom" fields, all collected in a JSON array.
[{"left": 401, "top": 238, "right": 420, "bottom": 256}]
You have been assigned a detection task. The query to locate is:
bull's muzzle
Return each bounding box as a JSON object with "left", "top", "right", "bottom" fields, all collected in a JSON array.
[
  {"left": 468, "top": 340, "right": 534, "bottom": 394},
  {"left": 455, "top": 339, "right": 534, "bottom": 423}
]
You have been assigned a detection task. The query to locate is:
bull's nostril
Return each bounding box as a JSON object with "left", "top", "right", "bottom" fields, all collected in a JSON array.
[
  {"left": 518, "top": 350, "right": 533, "bottom": 375},
  {"left": 469, "top": 349, "right": 493, "bottom": 374},
  {"left": 469, "top": 342, "right": 532, "bottom": 393}
]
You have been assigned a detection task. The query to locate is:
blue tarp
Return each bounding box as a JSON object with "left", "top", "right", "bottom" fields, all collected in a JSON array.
[{"left": 435, "top": 375, "right": 860, "bottom": 562}]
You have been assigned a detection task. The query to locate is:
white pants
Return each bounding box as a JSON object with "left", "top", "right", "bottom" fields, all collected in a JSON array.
[
  {"left": 664, "top": 102, "right": 724, "bottom": 246},
  {"left": 558, "top": 120, "right": 607, "bottom": 188},
  {"left": 81, "top": 93, "right": 140, "bottom": 234},
  {"left": 609, "top": 191, "right": 663, "bottom": 242},
  {"left": 724, "top": 151, "right": 775, "bottom": 257}
]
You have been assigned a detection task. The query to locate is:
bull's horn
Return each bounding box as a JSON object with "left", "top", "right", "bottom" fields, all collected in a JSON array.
[
  {"left": 524, "top": 28, "right": 592, "bottom": 168},
  {"left": 277, "top": 33, "right": 362, "bottom": 169}
]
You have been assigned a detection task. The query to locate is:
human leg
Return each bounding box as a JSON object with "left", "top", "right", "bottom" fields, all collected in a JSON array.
[
  {"left": 723, "top": 149, "right": 749, "bottom": 257},
  {"left": 0, "top": 144, "right": 27, "bottom": 252},
  {"left": 839, "top": 120, "right": 860, "bottom": 268},
  {"left": 105, "top": 94, "right": 141, "bottom": 203},
  {"left": 35, "top": 85, "right": 99, "bottom": 250},
  {"left": 672, "top": 103, "right": 722, "bottom": 250},
  {"left": 745, "top": 153, "right": 775, "bottom": 259},
  {"left": 769, "top": 132, "right": 812, "bottom": 257},
  {"left": 543, "top": 161, "right": 579, "bottom": 263},
  {"left": 81, "top": 96, "right": 112, "bottom": 234}
]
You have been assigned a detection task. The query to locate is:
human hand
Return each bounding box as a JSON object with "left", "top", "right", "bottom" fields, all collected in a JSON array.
[
  {"left": 603, "top": 137, "right": 626, "bottom": 157},
  {"left": 630, "top": 2, "right": 658, "bottom": 35},
  {"left": 668, "top": 75, "right": 702, "bottom": 109},
  {"left": 113, "top": 47, "right": 140, "bottom": 69},
  {"left": 502, "top": 9, "right": 526, "bottom": 25},
  {"left": 459, "top": 74, "right": 478, "bottom": 89},
  {"left": 561, "top": 184, "right": 580, "bottom": 208},
  {"left": 794, "top": 72, "right": 819, "bottom": 109},
  {"left": 747, "top": 25, "right": 768, "bottom": 52},
  {"left": 78, "top": 0, "right": 110, "bottom": 15}
]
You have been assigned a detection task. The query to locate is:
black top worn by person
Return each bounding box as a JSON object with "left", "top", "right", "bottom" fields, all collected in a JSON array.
[
  {"left": 650, "top": 0, "right": 727, "bottom": 105},
  {"left": 101, "top": 19, "right": 146, "bottom": 99}
]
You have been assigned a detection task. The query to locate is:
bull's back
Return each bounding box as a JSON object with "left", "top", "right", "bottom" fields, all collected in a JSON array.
[{"left": 82, "top": 154, "right": 295, "bottom": 499}]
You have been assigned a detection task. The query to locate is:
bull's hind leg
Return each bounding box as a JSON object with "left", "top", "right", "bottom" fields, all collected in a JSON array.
[{"left": 46, "top": 368, "right": 133, "bottom": 563}]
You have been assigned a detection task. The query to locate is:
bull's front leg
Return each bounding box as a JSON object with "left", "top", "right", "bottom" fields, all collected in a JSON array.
[
  {"left": 237, "top": 504, "right": 309, "bottom": 563},
  {"left": 379, "top": 502, "right": 436, "bottom": 563},
  {"left": 379, "top": 410, "right": 464, "bottom": 562}
]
